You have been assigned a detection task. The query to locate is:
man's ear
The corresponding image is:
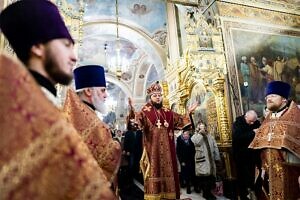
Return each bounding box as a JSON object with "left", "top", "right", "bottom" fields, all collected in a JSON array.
[
  {"left": 282, "top": 98, "right": 287, "bottom": 103},
  {"left": 83, "top": 88, "right": 93, "bottom": 97},
  {"left": 30, "top": 44, "right": 45, "bottom": 57}
]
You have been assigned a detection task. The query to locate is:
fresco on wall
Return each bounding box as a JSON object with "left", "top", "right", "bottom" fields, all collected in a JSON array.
[
  {"left": 176, "top": 4, "right": 218, "bottom": 55},
  {"left": 232, "top": 29, "right": 300, "bottom": 114},
  {"left": 83, "top": 0, "right": 167, "bottom": 37}
]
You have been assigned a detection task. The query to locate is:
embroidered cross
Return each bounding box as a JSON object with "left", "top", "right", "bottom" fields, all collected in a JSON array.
[
  {"left": 267, "top": 132, "right": 274, "bottom": 142},
  {"left": 156, "top": 120, "right": 162, "bottom": 129},
  {"left": 169, "top": 131, "right": 173, "bottom": 139},
  {"left": 143, "top": 105, "right": 151, "bottom": 112}
]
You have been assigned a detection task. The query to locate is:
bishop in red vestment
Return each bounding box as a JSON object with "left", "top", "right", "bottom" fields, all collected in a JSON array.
[{"left": 130, "top": 81, "right": 197, "bottom": 200}]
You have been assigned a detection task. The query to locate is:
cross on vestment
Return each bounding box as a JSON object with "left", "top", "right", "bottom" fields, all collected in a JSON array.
[
  {"left": 143, "top": 105, "right": 151, "bottom": 112},
  {"left": 156, "top": 119, "right": 162, "bottom": 129},
  {"left": 169, "top": 131, "right": 173, "bottom": 139},
  {"left": 267, "top": 132, "right": 274, "bottom": 142}
]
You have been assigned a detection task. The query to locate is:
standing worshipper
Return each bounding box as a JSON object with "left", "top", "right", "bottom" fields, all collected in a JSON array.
[
  {"left": 113, "top": 130, "right": 127, "bottom": 170},
  {"left": 123, "top": 120, "right": 138, "bottom": 178},
  {"left": 232, "top": 110, "right": 261, "bottom": 200},
  {"left": 249, "top": 81, "right": 300, "bottom": 200},
  {"left": 113, "top": 129, "right": 129, "bottom": 196},
  {"left": 128, "top": 81, "right": 198, "bottom": 200},
  {"left": 63, "top": 65, "right": 121, "bottom": 184},
  {"left": 0, "top": 0, "right": 115, "bottom": 199},
  {"left": 191, "top": 122, "right": 220, "bottom": 200},
  {"left": 125, "top": 103, "right": 144, "bottom": 182},
  {"left": 176, "top": 129, "right": 195, "bottom": 194}
]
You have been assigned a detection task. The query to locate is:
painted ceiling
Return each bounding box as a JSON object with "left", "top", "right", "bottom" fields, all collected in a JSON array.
[
  {"left": 64, "top": 0, "right": 168, "bottom": 124},
  {"left": 66, "top": 0, "right": 167, "bottom": 88}
]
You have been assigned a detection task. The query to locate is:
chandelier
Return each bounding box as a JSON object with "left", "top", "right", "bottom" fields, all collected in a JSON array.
[{"left": 104, "top": 0, "right": 128, "bottom": 80}]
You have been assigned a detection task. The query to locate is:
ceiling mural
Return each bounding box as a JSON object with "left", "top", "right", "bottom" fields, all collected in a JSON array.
[
  {"left": 62, "top": 0, "right": 167, "bottom": 117},
  {"left": 69, "top": 0, "right": 167, "bottom": 78},
  {"left": 83, "top": 0, "right": 167, "bottom": 37},
  {"left": 78, "top": 23, "right": 164, "bottom": 83}
]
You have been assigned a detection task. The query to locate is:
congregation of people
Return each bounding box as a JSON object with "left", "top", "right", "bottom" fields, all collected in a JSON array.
[{"left": 0, "top": 1, "right": 299, "bottom": 200}]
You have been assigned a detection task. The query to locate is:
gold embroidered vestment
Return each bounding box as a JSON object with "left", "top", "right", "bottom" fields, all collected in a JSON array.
[
  {"left": 0, "top": 54, "right": 115, "bottom": 199},
  {"left": 249, "top": 101, "right": 300, "bottom": 200},
  {"left": 63, "top": 89, "right": 121, "bottom": 183}
]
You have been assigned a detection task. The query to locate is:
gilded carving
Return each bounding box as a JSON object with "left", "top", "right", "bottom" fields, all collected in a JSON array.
[
  {"left": 217, "top": 1, "right": 300, "bottom": 28},
  {"left": 162, "top": 81, "right": 170, "bottom": 108},
  {"left": 167, "top": 8, "right": 231, "bottom": 144},
  {"left": 218, "top": 0, "right": 299, "bottom": 15},
  {"left": 54, "top": 0, "right": 85, "bottom": 47}
]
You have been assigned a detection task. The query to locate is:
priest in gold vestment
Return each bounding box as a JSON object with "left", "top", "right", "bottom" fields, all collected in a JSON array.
[
  {"left": 0, "top": 53, "right": 115, "bottom": 200},
  {"left": 63, "top": 65, "right": 121, "bottom": 183},
  {"left": 130, "top": 81, "right": 197, "bottom": 200},
  {"left": 249, "top": 81, "right": 300, "bottom": 200},
  {"left": 0, "top": 1, "right": 115, "bottom": 199}
]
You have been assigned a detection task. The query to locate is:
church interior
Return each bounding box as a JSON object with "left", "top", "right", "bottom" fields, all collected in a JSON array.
[{"left": 0, "top": 0, "right": 299, "bottom": 199}]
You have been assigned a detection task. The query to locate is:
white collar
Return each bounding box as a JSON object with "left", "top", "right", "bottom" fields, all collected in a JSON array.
[
  {"left": 270, "top": 107, "right": 287, "bottom": 119},
  {"left": 41, "top": 87, "right": 61, "bottom": 108}
]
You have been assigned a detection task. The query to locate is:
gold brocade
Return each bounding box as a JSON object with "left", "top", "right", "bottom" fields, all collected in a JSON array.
[
  {"left": 144, "top": 193, "right": 176, "bottom": 200},
  {"left": 140, "top": 147, "right": 150, "bottom": 180},
  {"left": 249, "top": 101, "right": 300, "bottom": 200},
  {"left": 0, "top": 53, "right": 115, "bottom": 199},
  {"left": 136, "top": 106, "right": 191, "bottom": 199},
  {"left": 249, "top": 101, "right": 300, "bottom": 158},
  {"left": 260, "top": 149, "right": 285, "bottom": 200},
  {"left": 63, "top": 89, "right": 121, "bottom": 183}
]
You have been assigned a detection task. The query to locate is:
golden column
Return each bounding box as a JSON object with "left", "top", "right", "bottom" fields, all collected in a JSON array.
[
  {"left": 162, "top": 81, "right": 170, "bottom": 108},
  {"left": 212, "top": 76, "right": 232, "bottom": 179},
  {"left": 212, "top": 76, "right": 231, "bottom": 144},
  {"left": 178, "top": 71, "right": 190, "bottom": 114}
]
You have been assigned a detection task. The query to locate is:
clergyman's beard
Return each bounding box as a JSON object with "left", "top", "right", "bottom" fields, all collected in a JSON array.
[
  {"left": 267, "top": 105, "right": 279, "bottom": 112},
  {"left": 91, "top": 91, "right": 107, "bottom": 114},
  {"left": 151, "top": 100, "right": 163, "bottom": 109},
  {"left": 44, "top": 51, "right": 73, "bottom": 85},
  {"left": 267, "top": 102, "right": 282, "bottom": 112}
]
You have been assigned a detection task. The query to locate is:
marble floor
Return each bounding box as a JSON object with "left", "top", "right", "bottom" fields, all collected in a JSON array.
[
  {"left": 180, "top": 188, "right": 205, "bottom": 199},
  {"left": 180, "top": 188, "right": 230, "bottom": 200},
  {"left": 119, "top": 179, "right": 231, "bottom": 200}
]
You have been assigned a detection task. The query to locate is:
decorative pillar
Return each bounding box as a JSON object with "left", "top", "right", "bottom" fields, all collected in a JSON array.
[
  {"left": 162, "top": 81, "right": 170, "bottom": 108},
  {"left": 212, "top": 76, "right": 233, "bottom": 179},
  {"left": 177, "top": 71, "right": 189, "bottom": 114},
  {"left": 212, "top": 76, "right": 231, "bottom": 144}
]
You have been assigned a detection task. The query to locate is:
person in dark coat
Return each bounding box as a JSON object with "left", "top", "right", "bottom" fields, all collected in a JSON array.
[
  {"left": 176, "top": 129, "right": 195, "bottom": 194},
  {"left": 232, "top": 110, "right": 261, "bottom": 200}
]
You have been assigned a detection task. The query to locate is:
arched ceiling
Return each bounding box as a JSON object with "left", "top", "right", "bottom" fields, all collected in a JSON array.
[
  {"left": 64, "top": 0, "right": 168, "bottom": 120},
  {"left": 72, "top": 0, "right": 168, "bottom": 102}
]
